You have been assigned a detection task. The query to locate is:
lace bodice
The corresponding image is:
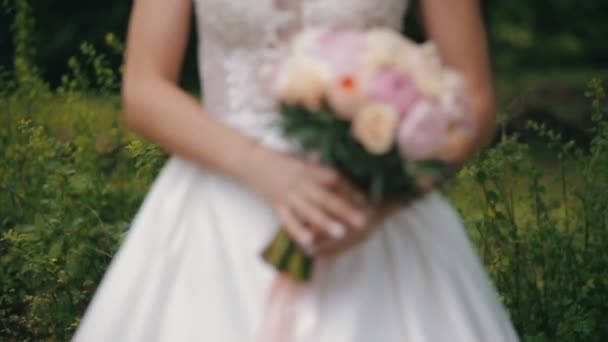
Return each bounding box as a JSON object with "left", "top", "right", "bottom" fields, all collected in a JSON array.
[{"left": 193, "top": 0, "right": 410, "bottom": 150}]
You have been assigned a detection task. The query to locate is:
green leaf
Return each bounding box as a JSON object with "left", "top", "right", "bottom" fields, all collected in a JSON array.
[
  {"left": 48, "top": 240, "right": 64, "bottom": 260},
  {"left": 34, "top": 214, "right": 45, "bottom": 230}
]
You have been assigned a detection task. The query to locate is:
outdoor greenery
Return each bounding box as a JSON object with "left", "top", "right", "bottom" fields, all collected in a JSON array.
[{"left": 1, "top": 0, "right": 607, "bottom": 341}]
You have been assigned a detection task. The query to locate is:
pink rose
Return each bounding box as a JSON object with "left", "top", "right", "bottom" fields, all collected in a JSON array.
[
  {"left": 367, "top": 69, "right": 423, "bottom": 117},
  {"left": 398, "top": 100, "right": 448, "bottom": 160},
  {"left": 352, "top": 103, "right": 399, "bottom": 155}
]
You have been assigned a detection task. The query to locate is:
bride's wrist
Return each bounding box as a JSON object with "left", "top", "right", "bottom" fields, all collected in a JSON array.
[{"left": 233, "top": 142, "right": 275, "bottom": 193}]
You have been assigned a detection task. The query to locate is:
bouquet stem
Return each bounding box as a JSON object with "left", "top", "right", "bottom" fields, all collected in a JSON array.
[{"left": 262, "top": 229, "right": 314, "bottom": 282}]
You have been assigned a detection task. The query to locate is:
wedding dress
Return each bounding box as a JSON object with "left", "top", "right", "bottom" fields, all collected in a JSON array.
[{"left": 72, "top": 0, "right": 519, "bottom": 341}]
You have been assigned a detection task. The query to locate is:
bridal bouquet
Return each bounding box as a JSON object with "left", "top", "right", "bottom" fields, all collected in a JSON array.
[{"left": 261, "top": 28, "right": 475, "bottom": 282}]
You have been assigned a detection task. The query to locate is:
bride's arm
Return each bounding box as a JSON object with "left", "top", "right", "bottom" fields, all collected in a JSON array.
[
  {"left": 420, "top": 0, "right": 497, "bottom": 158},
  {"left": 121, "top": 0, "right": 366, "bottom": 248},
  {"left": 121, "top": 0, "right": 260, "bottom": 184}
]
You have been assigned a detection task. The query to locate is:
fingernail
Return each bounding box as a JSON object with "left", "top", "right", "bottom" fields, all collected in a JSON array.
[
  {"left": 300, "top": 232, "right": 313, "bottom": 247},
  {"left": 328, "top": 222, "right": 346, "bottom": 239}
]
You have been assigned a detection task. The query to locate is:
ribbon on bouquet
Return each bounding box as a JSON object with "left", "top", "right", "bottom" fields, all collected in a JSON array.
[{"left": 257, "top": 261, "right": 326, "bottom": 342}]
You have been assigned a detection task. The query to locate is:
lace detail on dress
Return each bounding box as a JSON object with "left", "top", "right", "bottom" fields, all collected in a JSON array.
[
  {"left": 218, "top": 1, "right": 293, "bottom": 113},
  {"left": 194, "top": 0, "right": 297, "bottom": 151},
  {"left": 302, "top": 0, "right": 408, "bottom": 29}
]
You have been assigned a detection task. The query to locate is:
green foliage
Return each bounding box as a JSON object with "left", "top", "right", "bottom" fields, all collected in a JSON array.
[
  {"left": 279, "top": 104, "right": 429, "bottom": 203},
  {"left": 488, "top": 0, "right": 608, "bottom": 70},
  {"left": 0, "top": 3, "right": 166, "bottom": 340},
  {"left": 0, "top": 79, "right": 166, "bottom": 341},
  {"left": 457, "top": 79, "right": 608, "bottom": 341}
]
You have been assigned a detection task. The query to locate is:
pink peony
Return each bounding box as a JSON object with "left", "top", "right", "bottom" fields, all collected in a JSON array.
[
  {"left": 397, "top": 100, "right": 449, "bottom": 160},
  {"left": 367, "top": 69, "right": 423, "bottom": 117},
  {"left": 317, "top": 30, "right": 367, "bottom": 74}
]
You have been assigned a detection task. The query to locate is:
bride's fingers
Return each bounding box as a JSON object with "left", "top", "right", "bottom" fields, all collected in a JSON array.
[
  {"left": 333, "top": 178, "right": 367, "bottom": 206},
  {"left": 304, "top": 185, "right": 366, "bottom": 230},
  {"left": 310, "top": 165, "right": 366, "bottom": 205},
  {"left": 276, "top": 205, "right": 314, "bottom": 251},
  {"left": 309, "top": 163, "right": 341, "bottom": 185},
  {"left": 334, "top": 181, "right": 369, "bottom": 208},
  {"left": 306, "top": 162, "right": 367, "bottom": 206},
  {"left": 289, "top": 193, "right": 346, "bottom": 239}
]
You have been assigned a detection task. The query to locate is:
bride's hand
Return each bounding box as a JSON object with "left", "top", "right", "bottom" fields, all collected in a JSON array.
[
  {"left": 246, "top": 147, "right": 369, "bottom": 252},
  {"left": 436, "top": 128, "right": 479, "bottom": 168},
  {"left": 312, "top": 179, "right": 438, "bottom": 257},
  {"left": 314, "top": 202, "right": 403, "bottom": 257}
]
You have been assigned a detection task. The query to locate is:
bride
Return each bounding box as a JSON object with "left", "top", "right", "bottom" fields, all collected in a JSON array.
[{"left": 73, "top": 0, "right": 519, "bottom": 341}]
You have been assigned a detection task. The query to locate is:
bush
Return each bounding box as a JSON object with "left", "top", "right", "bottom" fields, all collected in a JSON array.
[
  {"left": 454, "top": 78, "right": 608, "bottom": 341},
  {"left": 1, "top": 1, "right": 607, "bottom": 341},
  {"left": 1, "top": 2, "right": 166, "bottom": 339}
]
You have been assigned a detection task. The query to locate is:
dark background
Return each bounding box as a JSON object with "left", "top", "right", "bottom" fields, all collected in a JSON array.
[{"left": 1, "top": 1, "right": 607, "bottom": 88}]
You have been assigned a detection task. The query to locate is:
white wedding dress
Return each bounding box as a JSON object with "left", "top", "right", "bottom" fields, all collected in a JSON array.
[{"left": 72, "top": 0, "right": 519, "bottom": 341}]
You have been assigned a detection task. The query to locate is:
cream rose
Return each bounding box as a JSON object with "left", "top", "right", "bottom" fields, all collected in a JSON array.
[
  {"left": 408, "top": 42, "right": 443, "bottom": 98},
  {"left": 351, "top": 103, "right": 399, "bottom": 155},
  {"left": 441, "top": 68, "right": 465, "bottom": 93},
  {"left": 275, "top": 55, "right": 332, "bottom": 112},
  {"left": 326, "top": 71, "right": 368, "bottom": 120},
  {"left": 364, "top": 28, "right": 417, "bottom": 72}
]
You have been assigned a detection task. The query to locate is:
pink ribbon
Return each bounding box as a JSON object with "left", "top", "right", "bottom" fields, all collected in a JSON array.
[{"left": 257, "top": 262, "right": 325, "bottom": 342}]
